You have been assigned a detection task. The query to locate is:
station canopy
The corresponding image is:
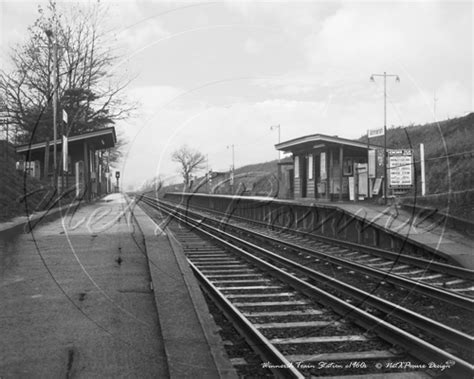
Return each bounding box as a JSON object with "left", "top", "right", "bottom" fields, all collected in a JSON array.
[
  {"left": 16, "top": 127, "right": 117, "bottom": 155},
  {"left": 275, "top": 133, "right": 376, "bottom": 156}
]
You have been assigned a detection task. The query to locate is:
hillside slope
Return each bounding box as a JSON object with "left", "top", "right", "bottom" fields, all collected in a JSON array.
[
  {"left": 359, "top": 113, "right": 473, "bottom": 219},
  {"left": 156, "top": 159, "right": 280, "bottom": 196},
  {"left": 359, "top": 113, "right": 473, "bottom": 195},
  {"left": 151, "top": 114, "right": 472, "bottom": 219}
]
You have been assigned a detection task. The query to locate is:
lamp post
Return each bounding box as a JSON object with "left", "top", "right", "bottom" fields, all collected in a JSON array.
[
  {"left": 370, "top": 72, "right": 400, "bottom": 204},
  {"left": 270, "top": 124, "right": 281, "bottom": 160},
  {"left": 227, "top": 144, "right": 235, "bottom": 193},
  {"left": 206, "top": 154, "right": 210, "bottom": 193},
  {"left": 45, "top": 28, "right": 58, "bottom": 190},
  {"left": 0, "top": 98, "right": 8, "bottom": 162}
]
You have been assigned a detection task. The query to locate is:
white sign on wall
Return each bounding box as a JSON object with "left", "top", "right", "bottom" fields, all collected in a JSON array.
[
  {"left": 308, "top": 154, "right": 313, "bottom": 180},
  {"left": 388, "top": 149, "right": 413, "bottom": 187},
  {"left": 62, "top": 135, "right": 68, "bottom": 172},
  {"left": 294, "top": 156, "right": 300, "bottom": 178}
]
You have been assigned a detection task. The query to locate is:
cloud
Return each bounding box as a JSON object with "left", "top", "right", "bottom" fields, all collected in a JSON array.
[
  {"left": 2, "top": 1, "right": 470, "bottom": 191},
  {"left": 304, "top": 2, "right": 471, "bottom": 83},
  {"left": 119, "top": 95, "right": 374, "bottom": 188},
  {"left": 397, "top": 80, "right": 472, "bottom": 125},
  {"left": 110, "top": 2, "right": 171, "bottom": 53},
  {"left": 119, "top": 76, "right": 470, "bottom": 189},
  {"left": 253, "top": 74, "right": 336, "bottom": 97},
  {"left": 128, "top": 85, "right": 184, "bottom": 112},
  {"left": 244, "top": 37, "right": 260, "bottom": 55}
]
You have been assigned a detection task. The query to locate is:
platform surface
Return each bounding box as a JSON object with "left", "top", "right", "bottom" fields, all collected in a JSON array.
[
  {"left": 0, "top": 193, "right": 169, "bottom": 378},
  {"left": 131, "top": 199, "right": 236, "bottom": 379},
  {"left": 0, "top": 193, "right": 235, "bottom": 378}
]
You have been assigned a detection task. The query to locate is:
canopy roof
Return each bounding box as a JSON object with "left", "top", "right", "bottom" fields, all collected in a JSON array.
[
  {"left": 275, "top": 133, "right": 381, "bottom": 155},
  {"left": 16, "top": 127, "right": 116, "bottom": 154}
]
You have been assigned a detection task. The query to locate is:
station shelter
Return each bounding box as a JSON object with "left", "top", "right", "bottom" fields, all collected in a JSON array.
[
  {"left": 275, "top": 134, "right": 384, "bottom": 201},
  {"left": 15, "top": 127, "right": 117, "bottom": 200}
]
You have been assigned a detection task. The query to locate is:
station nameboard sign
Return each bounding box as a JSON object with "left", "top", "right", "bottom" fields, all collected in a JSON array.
[
  {"left": 368, "top": 127, "right": 384, "bottom": 138},
  {"left": 388, "top": 149, "right": 413, "bottom": 187}
]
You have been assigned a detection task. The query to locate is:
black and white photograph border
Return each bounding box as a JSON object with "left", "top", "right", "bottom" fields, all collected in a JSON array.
[{"left": 0, "top": 1, "right": 473, "bottom": 378}]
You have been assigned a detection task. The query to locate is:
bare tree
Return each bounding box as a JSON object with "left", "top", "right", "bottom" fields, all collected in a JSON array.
[
  {"left": 0, "top": 1, "right": 135, "bottom": 161},
  {"left": 140, "top": 175, "right": 164, "bottom": 194},
  {"left": 171, "top": 145, "right": 206, "bottom": 188}
]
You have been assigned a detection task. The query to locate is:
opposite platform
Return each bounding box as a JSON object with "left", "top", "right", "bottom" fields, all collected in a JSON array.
[
  {"left": 163, "top": 192, "right": 474, "bottom": 270},
  {"left": 299, "top": 200, "right": 474, "bottom": 269}
]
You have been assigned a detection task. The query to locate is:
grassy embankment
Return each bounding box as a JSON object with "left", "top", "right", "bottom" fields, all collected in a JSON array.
[{"left": 360, "top": 113, "right": 473, "bottom": 220}]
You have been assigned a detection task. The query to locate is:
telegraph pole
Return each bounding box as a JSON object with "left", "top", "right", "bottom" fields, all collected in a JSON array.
[
  {"left": 370, "top": 72, "right": 400, "bottom": 204},
  {"left": 0, "top": 99, "right": 8, "bottom": 162},
  {"left": 206, "top": 154, "right": 210, "bottom": 193},
  {"left": 227, "top": 144, "right": 235, "bottom": 194},
  {"left": 270, "top": 124, "right": 281, "bottom": 160},
  {"left": 45, "top": 29, "right": 58, "bottom": 190}
]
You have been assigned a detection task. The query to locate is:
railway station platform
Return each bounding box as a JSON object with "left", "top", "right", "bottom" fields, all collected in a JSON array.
[
  {"left": 297, "top": 198, "right": 474, "bottom": 270},
  {"left": 164, "top": 193, "right": 474, "bottom": 270},
  {"left": 0, "top": 193, "right": 235, "bottom": 378}
]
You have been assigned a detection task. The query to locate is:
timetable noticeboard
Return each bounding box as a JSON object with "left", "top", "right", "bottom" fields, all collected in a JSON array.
[{"left": 388, "top": 149, "right": 413, "bottom": 188}]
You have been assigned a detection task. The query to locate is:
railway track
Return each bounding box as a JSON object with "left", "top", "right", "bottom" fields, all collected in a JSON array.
[
  {"left": 158, "top": 196, "right": 474, "bottom": 309},
  {"left": 137, "top": 195, "right": 473, "bottom": 378},
  {"left": 185, "top": 198, "right": 469, "bottom": 277}
]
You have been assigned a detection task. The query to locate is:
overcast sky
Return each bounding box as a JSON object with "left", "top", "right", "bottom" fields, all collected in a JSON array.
[{"left": 1, "top": 1, "right": 472, "bottom": 189}]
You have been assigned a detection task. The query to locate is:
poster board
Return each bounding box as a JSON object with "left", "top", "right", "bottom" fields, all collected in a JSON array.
[
  {"left": 320, "top": 152, "right": 327, "bottom": 180},
  {"left": 388, "top": 149, "right": 413, "bottom": 188},
  {"left": 308, "top": 154, "right": 313, "bottom": 180},
  {"left": 368, "top": 150, "right": 376, "bottom": 178},
  {"left": 372, "top": 178, "right": 382, "bottom": 195},
  {"left": 294, "top": 156, "right": 299, "bottom": 178},
  {"left": 348, "top": 177, "right": 355, "bottom": 201},
  {"left": 357, "top": 163, "right": 368, "bottom": 196}
]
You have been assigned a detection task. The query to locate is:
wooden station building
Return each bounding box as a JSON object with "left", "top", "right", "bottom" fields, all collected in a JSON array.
[
  {"left": 15, "top": 127, "right": 117, "bottom": 200},
  {"left": 276, "top": 134, "right": 383, "bottom": 201}
]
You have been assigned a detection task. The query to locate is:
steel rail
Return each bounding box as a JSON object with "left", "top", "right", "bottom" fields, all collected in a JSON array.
[
  {"left": 188, "top": 260, "right": 304, "bottom": 379},
  {"left": 145, "top": 198, "right": 473, "bottom": 349},
  {"left": 149, "top": 199, "right": 474, "bottom": 378},
  {"left": 164, "top": 192, "right": 471, "bottom": 274},
  {"left": 192, "top": 213, "right": 474, "bottom": 350},
  {"left": 162, "top": 196, "right": 473, "bottom": 279},
  {"left": 149, "top": 196, "right": 473, "bottom": 310},
  {"left": 210, "top": 217, "right": 473, "bottom": 311}
]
